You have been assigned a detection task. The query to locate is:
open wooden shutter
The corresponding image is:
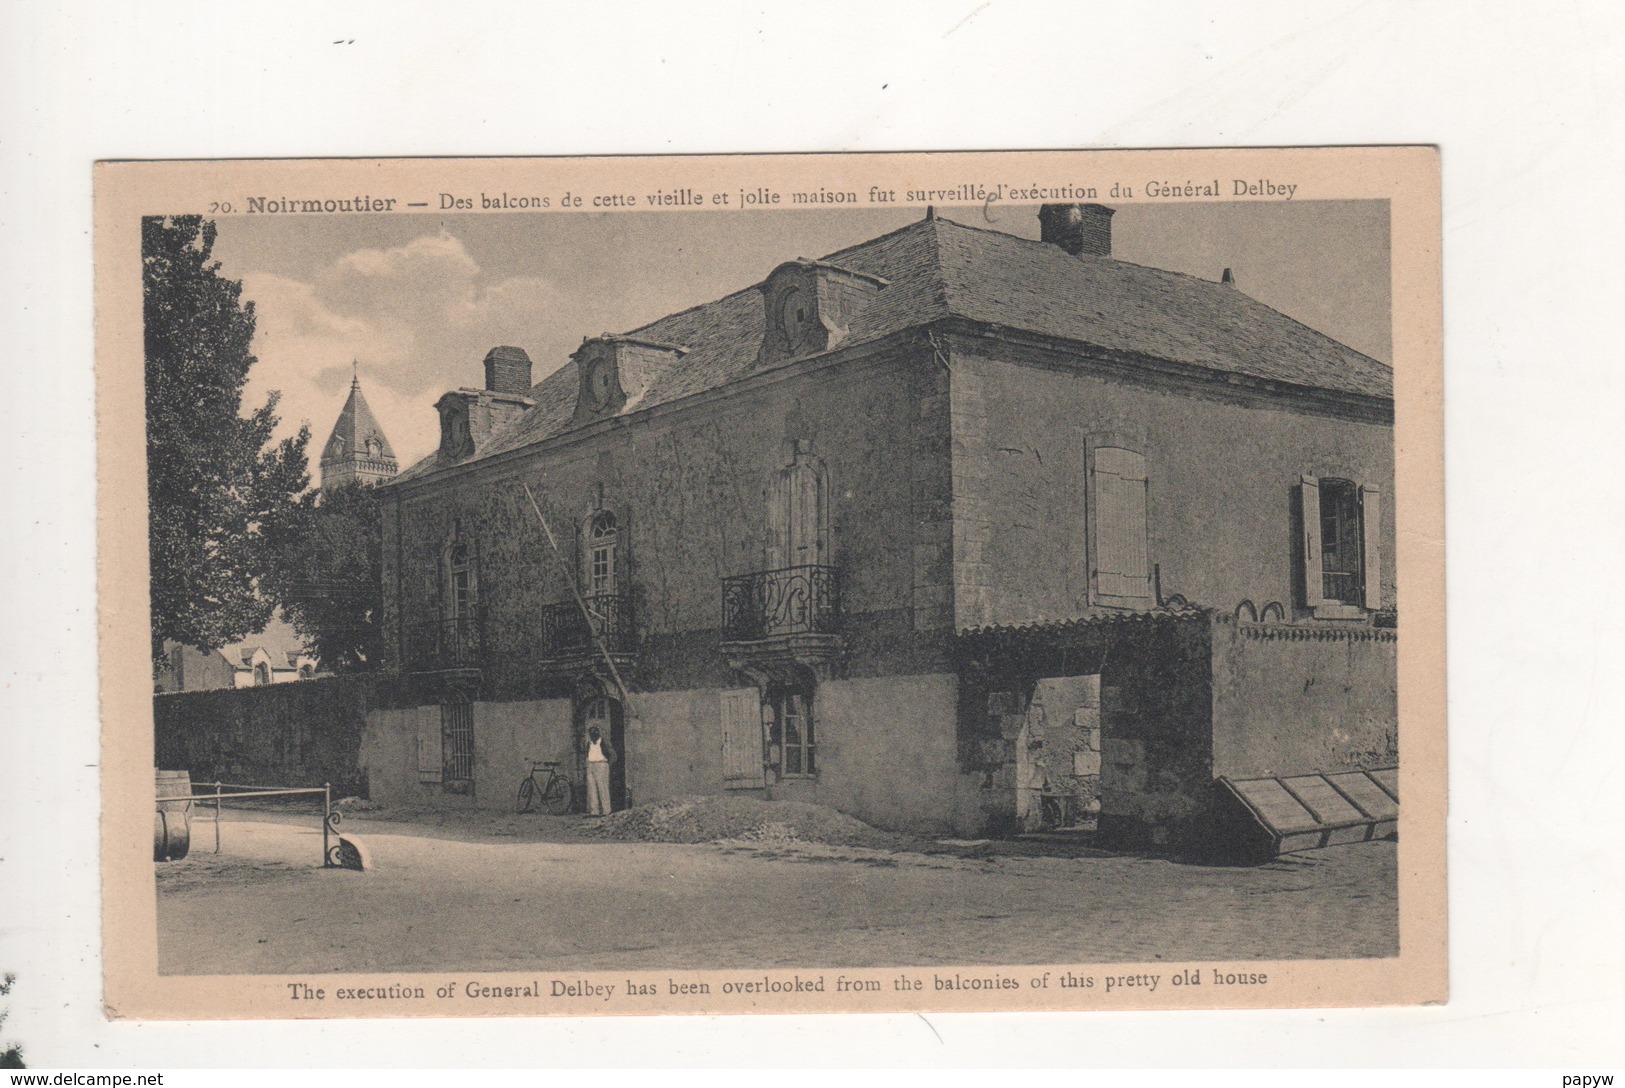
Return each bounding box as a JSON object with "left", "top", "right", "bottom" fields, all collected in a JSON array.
[
  {"left": 720, "top": 688, "right": 765, "bottom": 787},
  {"left": 1093, "top": 447, "right": 1150, "bottom": 600},
  {"left": 416, "top": 706, "right": 443, "bottom": 783},
  {"left": 1360, "top": 484, "right": 1382, "bottom": 610},
  {"left": 1300, "top": 476, "right": 1325, "bottom": 608}
]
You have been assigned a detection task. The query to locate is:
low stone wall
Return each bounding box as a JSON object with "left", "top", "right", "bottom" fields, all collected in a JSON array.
[
  {"left": 1209, "top": 617, "right": 1399, "bottom": 780},
  {"left": 153, "top": 675, "right": 397, "bottom": 798}
]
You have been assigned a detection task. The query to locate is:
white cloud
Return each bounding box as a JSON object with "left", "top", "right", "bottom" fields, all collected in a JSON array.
[{"left": 239, "top": 232, "right": 562, "bottom": 470}]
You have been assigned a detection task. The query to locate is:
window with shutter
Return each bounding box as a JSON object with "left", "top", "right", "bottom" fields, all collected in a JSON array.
[
  {"left": 1301, "top": 475, "right": 1380, "bottom": 617},
  {"left": 764, "top": 684, "right": 816, "bottom": 778},
  {"left": 767, "top": 446, "right": 829, "bottom": 571},
  {"left": 720, "top": 688, "right": 766, "bottom": 787},
  {"left": 416, "top": 706, "right": 443, "bottom": 783},
  {"left": 1091, "top": 446, "right": 1151, "bottom": 604}
]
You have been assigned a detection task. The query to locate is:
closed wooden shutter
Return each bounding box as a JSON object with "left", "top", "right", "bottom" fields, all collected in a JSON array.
[
  {"left": 720, "top": 688, "right": 765, "bottom": 787},
  {"left": 1094, "top": 447, "right": 1150, "bottom": 600},
  {"left": 1300, "top": 475, "right": 1325, "bottom": 608},
  {"left": 789, "top": 457, "right": 827, "bottom": 565},
  {"left": 416, "top": 706, "right": 443, "bottom": 783},
  {"left": 1360, "top": 484, "right": 1382, "bottom": 610}
]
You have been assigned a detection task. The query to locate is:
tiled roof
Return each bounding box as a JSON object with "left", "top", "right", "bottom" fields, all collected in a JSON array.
[
  {"left": 218, "top": 614, "right": 313, "bottom": 670},
  {"left": 396, "top": 214, "right": 1390, "bottom": 481},
  {"left": 322, "top": 375, "right": 397, "bottom": 465}
]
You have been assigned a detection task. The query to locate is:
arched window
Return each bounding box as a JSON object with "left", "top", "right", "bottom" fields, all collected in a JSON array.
[
  {"left": 253, "top": 662, "right": 270, "bottom": 686},
  {"left": 586, "top": 512, "right": 618, "bottom": 596},
  {"left": 448, "top": 542, "right": 473, "bottom": 618},
  {"left": 298, "top": 663, "right": 315, "bottom": 679}
]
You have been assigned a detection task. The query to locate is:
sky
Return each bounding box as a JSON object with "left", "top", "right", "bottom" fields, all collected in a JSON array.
[{"left": 209, "top": 201, "right": 1391, "bottom": 472}]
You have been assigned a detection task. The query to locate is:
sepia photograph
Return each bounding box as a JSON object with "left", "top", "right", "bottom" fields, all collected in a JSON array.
[{"left": 98, "top": 149, "right": 1443, "bottom": 1017}]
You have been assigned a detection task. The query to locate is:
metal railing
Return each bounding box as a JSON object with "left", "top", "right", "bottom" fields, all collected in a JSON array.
[
  {"left": 179, "top": 782, "right": 346, "bottom": 868},
  {"left": 721, "top": 564, "right": 841, "bottom": 641},
  {"left": 404, "top": 615, "right": 482, "bottom": 671},
  {"left": 540, "top": 593, "right": 633, "bottom": 657}
]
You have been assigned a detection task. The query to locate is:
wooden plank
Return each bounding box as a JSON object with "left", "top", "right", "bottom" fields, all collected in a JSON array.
[
  {"left": 1329, "top": 771, "right": 1398, "bottom": 821},
  {"left": 1229, "top": 778, "right": 1321, "bottom": 833}
]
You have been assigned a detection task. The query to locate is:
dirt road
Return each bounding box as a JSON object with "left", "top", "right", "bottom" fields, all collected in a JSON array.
[{"left": 155, "top": 809, "right": 1397, "bottom": 975}]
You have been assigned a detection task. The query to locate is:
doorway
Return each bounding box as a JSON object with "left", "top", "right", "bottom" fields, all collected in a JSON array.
[{"left": 580, "top": 691, "right": 628, "bottom": 812}]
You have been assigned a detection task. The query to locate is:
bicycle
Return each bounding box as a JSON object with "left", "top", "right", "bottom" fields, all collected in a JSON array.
[{"left": 516, "top": 759, "right": 574, "bottom": 815}]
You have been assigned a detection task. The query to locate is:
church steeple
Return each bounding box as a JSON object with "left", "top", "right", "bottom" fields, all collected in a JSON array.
[{"left": 319, "top": 363, "right": 398, "bottom": 490}]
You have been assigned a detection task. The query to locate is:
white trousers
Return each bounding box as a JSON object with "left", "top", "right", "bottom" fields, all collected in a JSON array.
[{"left": 586, "top": 760, "right": 612, "bottom": 815}]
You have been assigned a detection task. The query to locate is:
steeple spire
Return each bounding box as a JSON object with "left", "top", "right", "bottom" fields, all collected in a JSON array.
[{"left": 319, "top": 363, "right": 399, "bottom": 491}]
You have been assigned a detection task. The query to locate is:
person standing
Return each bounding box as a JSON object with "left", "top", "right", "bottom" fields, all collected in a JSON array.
[{"left": 583, "top": 724, "right": 617, "bottom": 816}]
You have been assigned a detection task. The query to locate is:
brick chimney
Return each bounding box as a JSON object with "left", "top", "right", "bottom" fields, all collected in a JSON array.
[
  {"left": 483, "top": 345, "right": 533, "bottom": 395},
  {"left": 1038, "top": 203, "right": 1115, "bottom": 257}
]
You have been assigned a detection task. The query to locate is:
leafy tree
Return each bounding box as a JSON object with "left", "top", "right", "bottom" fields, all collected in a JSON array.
[
  {"left": 261, "top": 480, "right": 385, "bottom": 672},
  {"left": 145, "top": 216, "right": 310, "bottom": 667},
  {"left": 0, "top": 973, "right": 21, "bottom": 1068}
]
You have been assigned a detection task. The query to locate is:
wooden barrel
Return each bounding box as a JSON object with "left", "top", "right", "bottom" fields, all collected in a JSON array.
[{"left": 154, "top": 769, "right": 192, "bottom": 861}]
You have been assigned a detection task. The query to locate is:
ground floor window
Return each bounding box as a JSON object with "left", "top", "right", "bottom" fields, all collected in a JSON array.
[
  {"left": 765, "top": 686, "right": 815, "bottom": 777},
  {"left": 441, "top": 701, "right": 474, "bottom": 784}
]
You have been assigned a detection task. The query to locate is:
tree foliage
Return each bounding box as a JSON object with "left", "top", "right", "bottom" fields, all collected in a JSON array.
[
  {"left": 261, "top": 480, "right": 385, "bottom": 672},
  {"left": 145, "top": 216, "right": 309, "bottom": 666}
]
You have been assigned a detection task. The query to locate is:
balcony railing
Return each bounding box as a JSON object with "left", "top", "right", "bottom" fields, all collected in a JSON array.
[
  {"left": 540, "top": 593, "right": 633, "bottom": 658},
  {"left": 404, "top": 615, "right": 482, "bottom": 672},
  {"left": 721, "top": 564, "right": 841, "bottom": 642}
]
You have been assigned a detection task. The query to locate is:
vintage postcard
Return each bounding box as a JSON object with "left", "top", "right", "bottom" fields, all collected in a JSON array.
[{"left": 98, "top": 147, "right": 1445, "bottom": 1018}]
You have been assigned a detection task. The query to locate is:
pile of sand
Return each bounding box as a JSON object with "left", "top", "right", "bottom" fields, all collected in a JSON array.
[{"left": 589, "top": 795, "right": 911, "bottom": 849}]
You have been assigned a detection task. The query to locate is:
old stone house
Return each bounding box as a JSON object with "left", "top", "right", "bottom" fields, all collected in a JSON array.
[
  {"left": 156, "top": 613, "right": 321, "bottom": 693},
  {"left": 364, "top": 204, "right": 1398, "bottom": 846}
]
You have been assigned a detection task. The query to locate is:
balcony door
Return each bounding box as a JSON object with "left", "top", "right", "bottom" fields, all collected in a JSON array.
[
  {"left": 766, "top": 446, "right": 829, "bottom": 635},
  {"left": 767, "top": 446, "right": 828, "bottom": 570}
]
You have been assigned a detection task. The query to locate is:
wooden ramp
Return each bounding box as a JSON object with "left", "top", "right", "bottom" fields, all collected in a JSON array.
[{"left": 1218, "top": 768, "right": 1397, "bottom": 855}]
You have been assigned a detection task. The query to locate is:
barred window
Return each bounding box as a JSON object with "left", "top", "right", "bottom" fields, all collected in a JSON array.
[{"left": 441, "top": 701, "right": 474, "bottom": 784}]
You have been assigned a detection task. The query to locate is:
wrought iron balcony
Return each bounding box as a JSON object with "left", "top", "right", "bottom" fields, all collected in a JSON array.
[
  {"left": 404, "top": 615, "right": 482, "bottom": 673},
  {"left": 721, "top": 564, "right": 841, "bottom": 642},
  {"left": 540, "top": 594, "right": 633, "bottom": 659}
]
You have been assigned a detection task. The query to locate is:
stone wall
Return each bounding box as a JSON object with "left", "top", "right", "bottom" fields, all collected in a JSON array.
[
  {"left": 358, "top": 671, "right": 974, "bottom": 834},
  {"left": 1209, "top": 616, "right": 1399, "bottom": 779},
  {"left": 948, "top": 340, "right": 1396, "bottom": 630},
  {"left": 384, "top": 344, "right": 954, "bottom": 700},
  {"left": 154, "top": 676, "right": 399, "bottom": 797}
]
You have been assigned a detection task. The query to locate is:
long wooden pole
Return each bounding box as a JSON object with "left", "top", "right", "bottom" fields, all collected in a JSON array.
[{"left": 521, "top": 482, "right": 639, "bottom": 719}]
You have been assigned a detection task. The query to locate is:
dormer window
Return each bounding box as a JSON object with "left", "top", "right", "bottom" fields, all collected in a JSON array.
[
  {"left": 571, "top": 336, "right": 686, "bottom": 426},
  {"left": 757, "top": 259, "right": 887, "bottom": 367},
  {"left": 438, "top": 398, "right": 473, "bottom": 461}
]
